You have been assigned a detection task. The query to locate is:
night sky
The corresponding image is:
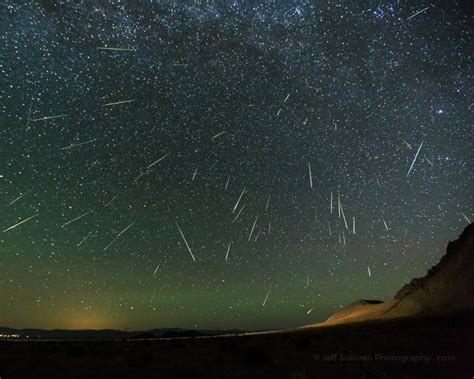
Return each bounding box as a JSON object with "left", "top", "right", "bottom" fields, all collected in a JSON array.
[{"left": 1, "top": 1, "right": 472, "bottom": 331}]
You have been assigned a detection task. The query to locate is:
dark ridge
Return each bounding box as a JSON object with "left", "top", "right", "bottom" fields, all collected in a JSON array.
[
  {"left": 395, "top": 222, "right": 474, "bottom": 301},
  {"left": 129, "top": 332, "right": 158, "bottom": 340},
  {"left": 159, "top": 330, "right": 210, "bottom": 339}
]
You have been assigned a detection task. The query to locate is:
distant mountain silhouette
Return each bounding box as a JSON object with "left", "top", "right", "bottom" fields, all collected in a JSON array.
[
  {"left": 129, "top": 332, "right": 159, "bottom": 339},
  {"left": 307, "top": 223, "right": 474, "bottom": 326},
  {"left": 0, "top": 327, "right": 243, "bottom": 340},
  {"left": 159, "top": 330, "right": 210, "bottom": 339}
]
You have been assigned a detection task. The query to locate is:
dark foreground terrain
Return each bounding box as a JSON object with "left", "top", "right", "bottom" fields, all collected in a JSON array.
[{"left": 1, "top": 311, "right": 473, "bottom": 379}]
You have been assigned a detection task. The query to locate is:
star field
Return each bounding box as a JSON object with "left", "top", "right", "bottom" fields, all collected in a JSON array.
[{"left": 0, "top": 0, "right": 472, "bottom": 330}]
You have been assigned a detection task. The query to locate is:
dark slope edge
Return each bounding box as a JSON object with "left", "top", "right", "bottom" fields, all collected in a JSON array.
[{"left": 311, "top": 223, "right": 474, "bottom": 326}]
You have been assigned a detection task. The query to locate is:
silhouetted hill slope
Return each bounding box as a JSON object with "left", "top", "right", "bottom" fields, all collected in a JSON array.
[
  {"left": 308, "top": 223, "right": 474, "bottom": 326},
  {"left": 394, "top": 223, "right": 474, "bottom": 306}
]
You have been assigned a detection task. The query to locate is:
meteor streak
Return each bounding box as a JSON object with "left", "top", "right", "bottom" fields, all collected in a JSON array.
[
  {"left": 232, "top": 188, "right": 246, "bottom": 213},
  {"left": 103, "top": 99, "right": 136, "bottom": 107},
  {"left": 461, "top": 213, "right": 471, "bottom": 223},
  {"left": 104, "top": 222, "right": 134, "bottom": 251},
  {"left": 407, "top": 6, "right": 431, "bottom": 20},
  {"left": 77, "top": 232, "right": 92, "bottom": 247},
  {"left": 233, "top": 205, "right": 245, "bottom": 223},
  {"left": 31, "top": 114, "right": 67, "bottom": 122},
  {"left": 176, "top": 222, "right": 196, "bottom": 261},
  {"left": 25, "top": 101, "right": 32, "bottom": 134},
  {"left": 211, "top": 131, "right": 226, "bottom": 140},
  {"left": 340, "top": 203, "right": 349, "bottom": 230},
  {"left": 3, "top": 214, "right": 39, "bottom": 233},
  {"left": 147, "top": 154, "right": 168, "bottom": 170},
  {"left": 265, "top": 195, "right": 271, "bottom": 212},
  {"left": 407, "top": 141, "right": 424, "bottom": 177},
  {"left": 60, "top": 138, "right": 101, "bottom": 151},
  {"left": 62, "top": 210, "right": 93, "bottom": 228},
  {"left": 97, "top": 47, "right": 136, "bottom": 51},
  {"left": 248, "top": 216, "right": 258, "bottom": 241},
  {"left": 225, "top": 242, "right": 231, "bottom": 261},
  {"left": 262, "top": 288, "right": 271, "bottom": 306},
  {"left": 9, "top": 191, "right": 29, "bottom": 206},
  {"left": 382, "top": 216, "right": 389, "bottom": 231}
]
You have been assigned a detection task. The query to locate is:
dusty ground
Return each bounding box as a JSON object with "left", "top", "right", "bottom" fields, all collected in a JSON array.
[{"left": 1, "top": 311, "right": 473, "bottom": 378}]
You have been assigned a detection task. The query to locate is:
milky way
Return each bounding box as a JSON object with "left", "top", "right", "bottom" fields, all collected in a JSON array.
[{"left": 1, "top": 1, "right": 472, "bottom": 330}]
